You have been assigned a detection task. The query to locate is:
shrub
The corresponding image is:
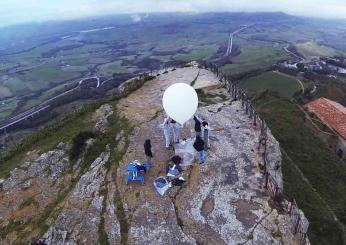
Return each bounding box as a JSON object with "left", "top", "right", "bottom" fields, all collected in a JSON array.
[{"left": 69, "top": 131, "right": 95, "bottom": 161}]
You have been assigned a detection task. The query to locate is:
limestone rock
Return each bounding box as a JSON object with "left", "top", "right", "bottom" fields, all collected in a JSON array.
[
  {"left": 43, "top": 146, "right": 112, "bottom": 244},
  {"left": 116, "top": 67, "right": 302, "bottom": 245},
  {"left": 93, "top": 104, "right": 113, "bottom": 133}
]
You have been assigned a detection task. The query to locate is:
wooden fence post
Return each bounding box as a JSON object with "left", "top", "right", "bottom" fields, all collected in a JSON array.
[{"left": 294, "top": 215, "right": 301, "bottom": 234}]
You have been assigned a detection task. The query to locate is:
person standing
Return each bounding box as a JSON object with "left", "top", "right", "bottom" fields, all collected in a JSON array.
[
  {"left": 202, "top": 121, "right": 211, "bottom": 150},
  {"left": 171, "top": 119, "right": 181, "bottom": 144},
  {"left": 162, "top": 117, "right": 171, "bottom": 148},
  {"left": 144, "top": 139, "right": 153, "bottom": 164},
  {"left": 193, "top": 136, "right": 205, "bottom": 164},
  {"left": 194, "top": 115, "right": 202, "bottom": 137}
]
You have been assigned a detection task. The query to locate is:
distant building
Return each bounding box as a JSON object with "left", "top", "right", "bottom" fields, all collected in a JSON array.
[
  {"left": 307, "top": 64, "right": 322, "bottom": 72},
  {"left": 306, "top": 98, "right": 346, "bottom": 160}
]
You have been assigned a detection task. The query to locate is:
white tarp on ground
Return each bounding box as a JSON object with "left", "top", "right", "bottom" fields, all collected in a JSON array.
[
  {"left": 174, "top": 138, "right": 196, "bottom": 170},
  {"left": 153, "top": 176, "right": 171, "bottom": 196}
]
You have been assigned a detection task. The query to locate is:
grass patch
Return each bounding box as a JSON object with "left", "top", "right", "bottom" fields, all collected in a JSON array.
[
  {"left": 281, "top": 153, "right": 346, "bottom": 244},
  {"left": 98, "top": 186, "right": 109, "bottom": 245},
  {"left": 18, "top": 197, "right": 38, "bottom": 209},
  {"left": 295, "top": 41, "right": 339, "bottom": 60},
  {"left": 254, "top": 92, "right": 346, "bottom": 244},
  {"left": 0, "top": 220, "right": 22, "bottom": 239},
  {"left": 0, "top": 98, "right": 115, "bottom": 179},
  {"left": 69, "top": 130, "right": 96, "bottom": 161},
  {"left": 240, "top": 71, "right": 301, "bottom": 98},
  {"left": 222, "top": 44, "right": 288, "bottom": 79},
  {"left": 190, "top": 71, "right": 200, "bottom": 87},
  {"left": 197, "top": 89, "right": 228, "bottom": 105}
]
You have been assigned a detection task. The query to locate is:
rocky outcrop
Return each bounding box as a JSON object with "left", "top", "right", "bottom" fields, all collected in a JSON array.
[
  {"left": 115, "top": 66, "right": 301, "bottom": 244},
  {"left": 43, "top": 146, "right": 115, "bottom": 244},
  {"left": 0, "top": 66, "right": 306, "bottom": 244},
  {"left": 0, "top": 147, "right": 73, "bottom": 244},
  {"left": 93, "top": 104, "right": 113, "bottom": 133},
  {"left": 174, "top": 102, "right": 293, "bottom": 244},
  {"left": 265, "top": 129, "right": 284, "bottom": 189}
]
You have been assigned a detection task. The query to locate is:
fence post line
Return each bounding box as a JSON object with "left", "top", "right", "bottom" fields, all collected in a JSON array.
[
  {"left": 275, "top": 186, "right": 279, "bottom": 199},
  {"left": 249, "top": 105, "right": 253, "bottom": 119},
  {"left": 246, "top": 100, "right": 249, "bottom": 114},
  {"left": 294, "top": 215, "right": 301, "bottom": 234},
  {"left": 289, "top": 200, "right": 294, "bottom": 214},
  {"left": 202, "top": 61, "right": 308, "bottom": 245}
]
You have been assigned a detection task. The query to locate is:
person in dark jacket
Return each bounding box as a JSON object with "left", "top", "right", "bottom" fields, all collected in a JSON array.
[
  {"left": 202, "top": 121, "right": 211, "bottom": 150},
  {"left": 144, "top": 139, "right": 153, "bottom": 164},
  {"left": 193, "top": 136, "right": 205, "bottom": 164},
  {"left": 193, "top": 115, "right": 202, "bottom": 137},
  {"left": 171, "top": 155, "right": 182, "bottom": 165}
]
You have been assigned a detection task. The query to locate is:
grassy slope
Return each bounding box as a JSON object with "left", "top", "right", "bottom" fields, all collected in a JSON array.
[
  {"left": 254, "top": 93, "right": 346, "bottom": 244},
  {"left": 295, "top": 41, "right": 340, "bottom": 60},
  {"left": 0, "top": 98, "right": 115, "bottom": 178},
  {"left": 240, "top": 71, "right": 301, "bottom": 98},
  {"left": 221, "top": 44, "right": 289, "bottom": 78}
]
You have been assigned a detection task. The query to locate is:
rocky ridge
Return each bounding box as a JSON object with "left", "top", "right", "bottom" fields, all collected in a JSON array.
[{"left": 0, "top": 66, "right": 306, "bottom": 244}]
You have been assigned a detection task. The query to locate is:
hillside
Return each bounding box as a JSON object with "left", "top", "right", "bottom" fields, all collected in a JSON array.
[
  {"left": 1, "top": 12, "right": 346, "bottom": 133},
  {"left": 0, "top": 66, "right": 304, "bottom": 244}
]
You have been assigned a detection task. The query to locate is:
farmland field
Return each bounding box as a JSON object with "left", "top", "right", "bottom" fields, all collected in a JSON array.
[
  {"left": 295, "top": 41, "right": 342, "bottom": 60},
  {"left": 239, "top": 71, "right": 302, "bottom": 98},
  {"left": 0, "top": 12, "right": 346, "bottom": 124},
  {"left": 221, "top": 44, "right": 289, "bottom": 79}
]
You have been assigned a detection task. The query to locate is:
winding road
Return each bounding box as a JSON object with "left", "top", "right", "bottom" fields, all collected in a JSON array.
[
  {"left": 225, "top": 24, "right": 254, "bottom": 56},
  {"left": 0, "top": 76, "right": 100, "bottom": 133}
]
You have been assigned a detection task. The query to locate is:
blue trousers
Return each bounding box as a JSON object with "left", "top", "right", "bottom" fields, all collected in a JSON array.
[{"left": 197, "top": 150, "right": 205, "bottom": 164}]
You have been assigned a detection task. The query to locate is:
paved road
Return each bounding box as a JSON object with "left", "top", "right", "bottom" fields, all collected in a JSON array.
[
  {"left": 225, "top": 25, "right": 254, "bottom": 56},
  {"left": 283, "top": 45, "right": 305, "bottom": 61},
  {"left": 0, "top": 76, "right": 100, "bottom": 132},
  {"left": 0, "top": 105, "right": 50, "bottom": 131}
]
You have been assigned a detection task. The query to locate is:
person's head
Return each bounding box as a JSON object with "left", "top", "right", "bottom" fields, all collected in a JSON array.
[
  {"left": 171, "top": 155, "right": 182, "bottom": 164},
  {"left": 202, "top": 121, "right": 208, "bottom": 127},
  {"left": 144, "top": 139, "right": 151, "bottom": 146}
]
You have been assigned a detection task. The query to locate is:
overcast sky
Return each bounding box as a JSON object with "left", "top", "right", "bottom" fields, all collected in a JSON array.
[{"left": 1, "top": 0, "right": 346, "bottom": 27}]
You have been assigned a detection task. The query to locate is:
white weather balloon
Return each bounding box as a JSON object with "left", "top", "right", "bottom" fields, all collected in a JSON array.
[{"left": 162, "top": 83, "right": 198, "bottom": 124}]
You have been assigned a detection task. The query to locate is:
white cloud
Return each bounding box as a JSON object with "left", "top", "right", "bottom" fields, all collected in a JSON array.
[
  {"left": 131, "top": 14, "right": 142, "bottom": 22},
  {"left": 0, "top": 0, "right": 346, "bottom": 27}
]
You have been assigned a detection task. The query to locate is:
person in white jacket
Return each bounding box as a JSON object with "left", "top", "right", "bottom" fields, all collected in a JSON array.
[
  {"left": 171, "top": 119, "right": 182, "bottom": 144},
  {"left": 162, "top": 117, "right": 171, "bottom": 148}
]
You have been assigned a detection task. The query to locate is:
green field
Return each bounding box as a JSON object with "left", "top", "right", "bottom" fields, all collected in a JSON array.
[
  {"left": 0, "top": 12, "right": 346, "bottom": 123},
  {"left": 240, "top": 71, "right": 302, "bottom": 98},
  {"left": 254, "top": 93, "right": 346, "bottom": 245},
  {"left": 0, "top": 85, "right": 12, "bottom": 98},
  {"left": 222, "top": 44, "right": 289, "bottom": 79},
  {"left": 295, "top": 41, "right": 342, "bottom": 60},
  {"left": 173, "top": 45, "right": 219, "bottom": 62},
  {"left": 0, "top": 99, "right": 18, "bottom": 120}
]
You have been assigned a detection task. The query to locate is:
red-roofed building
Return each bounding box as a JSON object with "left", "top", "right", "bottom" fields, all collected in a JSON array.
[{"left": 306, "top": 97, "right": 346, "bottom": 160}]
